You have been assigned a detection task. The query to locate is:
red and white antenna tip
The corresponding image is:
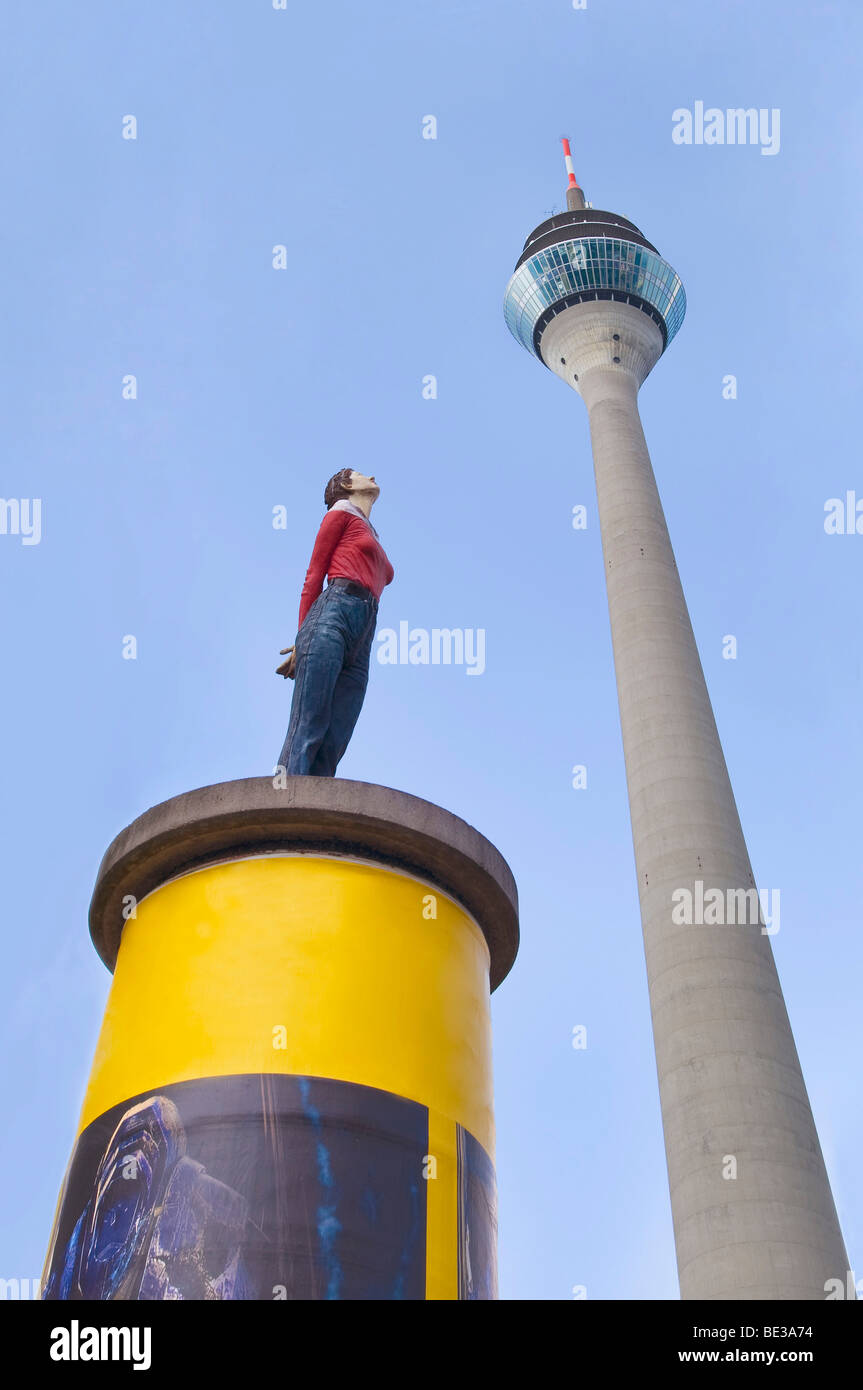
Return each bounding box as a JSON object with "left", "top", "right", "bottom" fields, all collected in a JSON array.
[{"left": 561, "top": 137, "right": 579, "bottom": 187}]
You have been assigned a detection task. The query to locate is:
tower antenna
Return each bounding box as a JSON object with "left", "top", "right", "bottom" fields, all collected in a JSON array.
[{"left": 561, "top": 137, "right": 586, "bottom": 210}]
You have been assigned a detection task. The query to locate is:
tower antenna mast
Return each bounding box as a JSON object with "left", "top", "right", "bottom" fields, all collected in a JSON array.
[{"left": 561, "top": 137, "right": 586, "bottom": 210}]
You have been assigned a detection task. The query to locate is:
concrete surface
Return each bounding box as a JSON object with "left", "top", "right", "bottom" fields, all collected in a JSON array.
[
  {"left": 89, "top": 776, "right": 520, "bottom": 992},
  {"left": 541, "top": 299, "right": 850, "bottom": 1300}
]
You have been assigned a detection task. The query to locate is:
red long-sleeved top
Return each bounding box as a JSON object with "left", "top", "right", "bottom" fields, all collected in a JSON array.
[{"left": 297, "top": 508, "right": 394, "bottom": 630}]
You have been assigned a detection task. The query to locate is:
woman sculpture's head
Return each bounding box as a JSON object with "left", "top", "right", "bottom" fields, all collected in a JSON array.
[{"left": 324, "top": 469, "right": 380, "bottom": 509}]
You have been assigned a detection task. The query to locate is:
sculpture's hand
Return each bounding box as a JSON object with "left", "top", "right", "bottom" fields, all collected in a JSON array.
[{"left": 276, "top": 646, "right": 297, "bottom": 680}]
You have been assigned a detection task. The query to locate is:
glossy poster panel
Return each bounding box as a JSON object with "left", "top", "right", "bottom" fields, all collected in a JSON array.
[
  {"left": 457, "top": 1124, "right": 498, "bottom": 1300},
  {"left": 43, "top": 1074, "right": 429, "bottom": 1301}
]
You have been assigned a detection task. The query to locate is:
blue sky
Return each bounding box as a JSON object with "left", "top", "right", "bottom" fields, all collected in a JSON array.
[{"left": 1, "top": 0, "right": 860, "bottom": 1299}]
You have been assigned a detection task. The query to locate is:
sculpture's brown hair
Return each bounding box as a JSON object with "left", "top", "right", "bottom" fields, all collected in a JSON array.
[{"left": 324, "top": 468, "right": 354, "bottom": 510}]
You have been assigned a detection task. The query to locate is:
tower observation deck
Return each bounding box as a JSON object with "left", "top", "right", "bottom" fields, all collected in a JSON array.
[{"left": 504, "top": 206, "right": 686, "bottom": 362}]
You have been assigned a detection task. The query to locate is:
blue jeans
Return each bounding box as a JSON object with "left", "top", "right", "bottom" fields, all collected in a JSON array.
[{"left": 277, "top": 580, "right": 378, "bottom": 777}]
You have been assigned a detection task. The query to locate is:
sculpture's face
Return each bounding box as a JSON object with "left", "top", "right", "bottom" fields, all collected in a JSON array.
[{"left": 349, "top": 470, "right": 380, "bottom": 498}]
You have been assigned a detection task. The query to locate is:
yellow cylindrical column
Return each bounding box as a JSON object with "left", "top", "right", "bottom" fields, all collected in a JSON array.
[{"left": 42, "top": 778, "right": 518, "bottom": 1302}]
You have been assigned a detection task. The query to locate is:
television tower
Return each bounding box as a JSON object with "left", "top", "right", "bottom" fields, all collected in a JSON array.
[{"left": 504, "top": 142, "right": 850, "bottom": 1300}]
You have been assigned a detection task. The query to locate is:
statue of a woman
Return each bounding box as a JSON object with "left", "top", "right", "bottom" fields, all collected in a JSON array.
[{"left": 276, "top": 469, "right": 394, "bottom": 776}]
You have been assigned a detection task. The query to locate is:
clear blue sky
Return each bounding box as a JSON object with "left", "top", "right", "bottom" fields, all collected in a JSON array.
[{"left": 1, "top": 0, "right": 860, "bottom": 1300}]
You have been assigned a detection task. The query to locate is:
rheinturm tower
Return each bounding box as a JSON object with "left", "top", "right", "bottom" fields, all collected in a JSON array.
[{"left": 504, "top": 143, "right": 850, "bottom": 1300}]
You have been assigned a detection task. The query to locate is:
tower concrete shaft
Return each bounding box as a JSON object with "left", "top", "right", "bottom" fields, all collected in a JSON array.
[{"left": 545, "top": 300, "right": 850, "bottom": 1300}]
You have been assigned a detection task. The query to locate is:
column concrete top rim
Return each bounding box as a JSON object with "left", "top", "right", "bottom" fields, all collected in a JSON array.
[{"left": 89, "top": 777, "right": 520, "bottom": 990}]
